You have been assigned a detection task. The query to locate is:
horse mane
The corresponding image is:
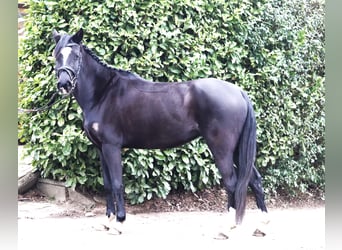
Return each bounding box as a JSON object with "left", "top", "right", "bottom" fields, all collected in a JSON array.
[{"left": 82, "top": 44, "right": 139, "bottom": 79}]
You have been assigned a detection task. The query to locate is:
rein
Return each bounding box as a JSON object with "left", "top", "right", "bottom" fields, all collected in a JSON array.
[{"left": 18, "top": 92, "right": 72, "bottom": 113}]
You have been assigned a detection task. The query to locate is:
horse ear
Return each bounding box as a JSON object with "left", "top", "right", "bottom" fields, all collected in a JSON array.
[
  {"left": 72, "top": 28, "right": 83, "bottom": 44},
  {"left": 52, "top": 29, "right": 61, "bottom": 43}
]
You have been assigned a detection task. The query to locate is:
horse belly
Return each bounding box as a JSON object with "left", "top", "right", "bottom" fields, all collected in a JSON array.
[{"left": 123, "top": 121, "right": 200, "bottom": 149}]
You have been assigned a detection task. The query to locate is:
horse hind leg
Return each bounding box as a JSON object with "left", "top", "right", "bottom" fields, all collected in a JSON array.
[
  {"left": 203, "top": 128, "right": 239, "bottom": 213},
  {"left": 210, "top": 148, "right": 245, "bottom": 237},
  {"left": 249, "top": 167, "right": 268, "bottom": 213},
  {"left": 210, "top": 147, "right": 237, "bottom": 213}
]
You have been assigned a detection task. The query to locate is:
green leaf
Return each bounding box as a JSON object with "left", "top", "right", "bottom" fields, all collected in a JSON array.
[
  {"left": 181, "top": 155, "right": 189, "bottom": 164},
  {"left": 147, "top": 192, "right": 152, "bottom": 200},
  {"left": 57, "top": 118, "right": 65, "bottom": 127}
]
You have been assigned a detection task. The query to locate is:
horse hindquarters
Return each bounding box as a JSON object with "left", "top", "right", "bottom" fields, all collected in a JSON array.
[{"left": 192, "top": 81, "right": 253, "bottom": 225}]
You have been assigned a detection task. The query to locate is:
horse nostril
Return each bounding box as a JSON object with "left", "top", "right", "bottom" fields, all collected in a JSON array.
[{"left": 57, "top": 80, "right": 71, "bottom": 94}]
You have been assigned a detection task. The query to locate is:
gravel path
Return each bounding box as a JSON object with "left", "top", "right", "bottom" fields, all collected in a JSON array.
[{"left": 18, "top": 200, "right": 325, "bottom": 250}]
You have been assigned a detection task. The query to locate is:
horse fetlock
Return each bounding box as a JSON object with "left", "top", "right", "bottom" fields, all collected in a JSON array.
[
  {"left": 106, "top": 208, "right": 116, "bottom": 218},
  {"left": 108, "top": 211, "right": 126, "bottom": 223},
  {"left": 108, "top": 212, "right": 116, "bottom": 222},
  {"left": 117, "top": 212, "right": 126, "bottom": 222},
  {"left": 227, "top": 193, "right": 236, "bottom": 211}
]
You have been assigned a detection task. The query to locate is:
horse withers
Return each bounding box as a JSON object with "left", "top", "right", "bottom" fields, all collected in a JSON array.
[{"left": 52, "top": 28, "right": 268, "bottom": 232}]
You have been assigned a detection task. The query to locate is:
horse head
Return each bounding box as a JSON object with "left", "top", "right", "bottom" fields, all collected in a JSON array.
[{"left": 52, "top": 28, "right": 84, "bottom": 95}]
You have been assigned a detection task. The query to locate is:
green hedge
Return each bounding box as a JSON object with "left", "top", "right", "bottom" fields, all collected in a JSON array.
[{"left": 18, "top": 0, "right": 325, "bottom": 204}]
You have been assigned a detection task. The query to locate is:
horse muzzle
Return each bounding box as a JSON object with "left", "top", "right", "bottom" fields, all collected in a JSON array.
[
  {"left": 56, "top": 66, "right": 77, "bottom": 95},
  {"left": 57, "top": 79, "right": 73, "bottom": 95}
]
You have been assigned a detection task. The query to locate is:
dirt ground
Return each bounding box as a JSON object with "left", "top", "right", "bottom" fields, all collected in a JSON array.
[{"left": 18, "top": 188, "right": 325, "bottom": 250}]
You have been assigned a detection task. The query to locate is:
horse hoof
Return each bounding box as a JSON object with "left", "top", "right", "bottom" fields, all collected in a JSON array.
[
  {"left": 252, "top": 228, "right": 266, "bottom": 237},
  {"left": 214, "top": 232, "right": 229, "bottom": 240},
  {"left": 92, "top": 223, "right": 109, "bottom": 232},
  {"left": 108, "top": 221, "right": 123, "bottom": 235},
  {"left": 107, "top": 214, "right": 123, "bottom": 235},
  {"left": 108, "top": 227, "right": 122, "bottom": 235}
]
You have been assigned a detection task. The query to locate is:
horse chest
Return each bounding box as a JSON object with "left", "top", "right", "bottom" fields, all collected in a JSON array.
[{"left": 83, "top": 120, "right": 103, "bottom": 147}]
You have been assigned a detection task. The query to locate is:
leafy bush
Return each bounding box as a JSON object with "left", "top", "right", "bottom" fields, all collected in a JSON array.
[
  {"left": 18, "top": 0, "right": 325, "bottom": 204},
  {"left": 245, "top": 0, "right": 325, "bottom": 197}
]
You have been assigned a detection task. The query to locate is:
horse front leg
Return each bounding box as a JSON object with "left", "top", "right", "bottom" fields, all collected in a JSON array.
[
  {"left": 99, "top": 152, "right": 116, "bottom": 218},
  {"left": 101, "top": 144, "right": 126, "bottom": 233}
]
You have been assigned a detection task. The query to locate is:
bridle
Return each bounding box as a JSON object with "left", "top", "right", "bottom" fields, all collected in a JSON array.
[
  {"left": 18, "top": 43, "right": 82, "bottom": 114},
  {"left": 56, "top": 65, "right": 78, "bottom": 95},
  {"left": 55, "top": 43, "right": 83, "bottom": 96}
]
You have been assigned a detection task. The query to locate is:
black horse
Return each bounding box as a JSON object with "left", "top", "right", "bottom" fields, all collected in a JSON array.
[{"left": 52, "top": 29, "right": 267, "bottom": 227}]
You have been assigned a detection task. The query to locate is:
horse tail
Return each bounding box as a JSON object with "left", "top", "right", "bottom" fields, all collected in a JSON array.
[{"left": 235, "top": 90, "right": 256, "bottom": 224}]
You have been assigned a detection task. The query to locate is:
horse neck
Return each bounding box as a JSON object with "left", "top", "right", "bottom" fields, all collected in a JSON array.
[{"left": 74, "top": 49, "right": 117, "bottom": 111}]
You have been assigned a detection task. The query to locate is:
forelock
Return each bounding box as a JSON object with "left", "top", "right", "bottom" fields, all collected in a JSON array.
[{"left": 54, "top": 34, "right": 72, "bottom": 56}]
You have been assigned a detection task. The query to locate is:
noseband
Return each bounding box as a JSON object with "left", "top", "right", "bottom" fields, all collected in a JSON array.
[
  {"left": 56, "top": 65, "right": 78, "bottom": 93},
  {"left": 55, "top": 43, "right": 82, "bottom": 95}
]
